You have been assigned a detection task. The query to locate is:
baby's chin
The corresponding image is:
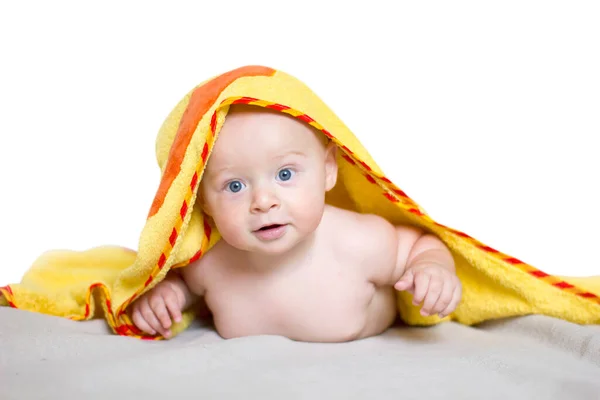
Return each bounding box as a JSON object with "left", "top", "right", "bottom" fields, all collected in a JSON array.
[{"left": 248, "top": 233, "right": 304, "bottom": 255}]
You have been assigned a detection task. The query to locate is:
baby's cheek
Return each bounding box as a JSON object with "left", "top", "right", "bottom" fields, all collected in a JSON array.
[
  {"left": 291, "top": 192, "right": 325, "bottom": 229},
  {"left": 213, "top": 214, "right": 247, "bottom": 246}
]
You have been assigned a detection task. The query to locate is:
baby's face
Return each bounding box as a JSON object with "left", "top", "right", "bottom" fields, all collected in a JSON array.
[{"left": 200, "top": 105, "right": 337, "bottom": 255}]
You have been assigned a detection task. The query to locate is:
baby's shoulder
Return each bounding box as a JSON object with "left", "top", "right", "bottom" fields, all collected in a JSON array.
[
  {"left": 324, "top": 206, "right": 398, "bottom": 258},
  {"left": 181, "top": 240, "right": 229, "bottom": 282}
]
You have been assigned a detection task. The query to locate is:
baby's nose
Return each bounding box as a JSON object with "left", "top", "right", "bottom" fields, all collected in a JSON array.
[{"left": 251, "top": 188, "right": 280, "bottom": 212}]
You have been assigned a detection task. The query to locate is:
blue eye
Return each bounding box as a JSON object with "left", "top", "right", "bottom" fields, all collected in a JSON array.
[
  {"left": 277, "top": 168, "right": 294, "bottom": 181},
  {"left": 227, "top": 180, "right": 245, "bottom": 193}
]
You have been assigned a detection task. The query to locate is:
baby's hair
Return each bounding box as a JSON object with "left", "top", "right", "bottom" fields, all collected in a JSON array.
[
  {"left": 314, "top": 130, "right": 332, "bottom": 150},
  {"left": 316, "top": 130, "right": 331, "bottom": 147}
]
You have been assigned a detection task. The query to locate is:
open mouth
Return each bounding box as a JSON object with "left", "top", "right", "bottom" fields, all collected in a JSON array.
[
  {"left": 256, "top": 224, "right": 283, "bottom": 231},
  {"left": 253, "top": 223, "right": 287, "bottom": 241}
]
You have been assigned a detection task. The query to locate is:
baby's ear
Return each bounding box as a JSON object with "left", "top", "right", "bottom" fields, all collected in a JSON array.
[{"left": 324, "top": 141, "right": 338, "bottom": 191}]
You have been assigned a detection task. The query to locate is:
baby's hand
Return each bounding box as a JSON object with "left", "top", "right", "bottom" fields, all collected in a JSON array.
[
  {"left": 131, "top": 279, "right": 186, "bottom": 338},
  {"left": 394, "top": 263, "right": 461, "bottom": 318}
]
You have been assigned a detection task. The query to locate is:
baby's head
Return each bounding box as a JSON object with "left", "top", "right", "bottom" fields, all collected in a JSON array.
[{"left": 199, "top": 104, "right": 338, "bottom": 255}]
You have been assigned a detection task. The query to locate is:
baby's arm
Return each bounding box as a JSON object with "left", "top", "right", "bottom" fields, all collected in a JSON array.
[
  {"left": 364, "top": 215, "right": 460, "bottom": 318},
  {"left": 393, "top": 228, "right": 460, "bottom": 318},
  {"left": 131, "top": 259, "right": 206, "bottom": 338}
]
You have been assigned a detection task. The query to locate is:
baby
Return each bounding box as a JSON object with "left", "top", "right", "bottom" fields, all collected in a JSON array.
[{"left": 131, "top": 105, "right": 462, "bottom": 342}]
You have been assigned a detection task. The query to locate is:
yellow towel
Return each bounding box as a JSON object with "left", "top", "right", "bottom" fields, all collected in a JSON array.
[{"left": 2, "top": 65, "right": 599, "bottom": 339}]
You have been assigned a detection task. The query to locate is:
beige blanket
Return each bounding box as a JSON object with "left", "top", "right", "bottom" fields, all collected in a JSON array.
[{"left": 1, "top": 307, "right": 598, "bottom": 399}]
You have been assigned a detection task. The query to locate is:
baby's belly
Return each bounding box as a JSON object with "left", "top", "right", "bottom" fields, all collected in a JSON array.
[{"left": 208, "top": 283, "right": 398, "bottom": 342}]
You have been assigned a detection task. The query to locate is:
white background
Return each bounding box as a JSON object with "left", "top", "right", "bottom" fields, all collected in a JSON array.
[{"left": 0, "top": 1, "right": 598, "bottom": 285}]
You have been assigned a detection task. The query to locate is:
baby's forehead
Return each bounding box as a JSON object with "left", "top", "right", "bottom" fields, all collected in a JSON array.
[
  {"left": 203, "top": 106, "right": 328, "bottom": 172},
  {"left": 216, "top": 105, "right": 327, "bottom": 147}
]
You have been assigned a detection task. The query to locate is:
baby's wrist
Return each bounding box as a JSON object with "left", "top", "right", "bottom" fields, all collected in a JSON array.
[{"left": 408, "top": 248, "right": 455, "bottom": 273}]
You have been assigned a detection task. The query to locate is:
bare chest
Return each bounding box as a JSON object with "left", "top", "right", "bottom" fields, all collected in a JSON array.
[{"left": 204, "top": 258, "right": 376, "bottom": 340}]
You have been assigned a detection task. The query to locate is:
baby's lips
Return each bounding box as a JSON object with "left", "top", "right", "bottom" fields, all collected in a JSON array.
[{"left": 253, "top": 222, "right": 285, "bottom": 231}]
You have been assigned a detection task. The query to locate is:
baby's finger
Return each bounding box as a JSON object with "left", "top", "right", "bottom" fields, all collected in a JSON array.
[
  {"left": 132, "top": 309, "right": 155, "bottom": 335},
  {"left": 412, "top": 272, "right": 431, "bottom": 306},
  {"left": 439, "top": 282, "right": 462, "bottom": 318},
  {"left": 394, "top": 272, "right": 414, "bottom": 292},
  {"left": 150, "top": 295, "right": 173, "bottom": 331},
  {"left": 421, "top": 276, "right": 443, "bottom": 316},
  {"left": 141, "top": 303, "right": 165, "bottom": 336},
  {"left": 164, "top": 293, "right": 182, "bottom": 323},
  {"left": 431, "top": 278, "right": 454, "bottom": 316}
]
